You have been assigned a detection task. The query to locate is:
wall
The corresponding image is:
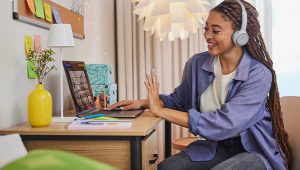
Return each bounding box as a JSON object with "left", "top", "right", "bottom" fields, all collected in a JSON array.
[{"left": 0, "top": 0, "right": 116, "bottom": 129}]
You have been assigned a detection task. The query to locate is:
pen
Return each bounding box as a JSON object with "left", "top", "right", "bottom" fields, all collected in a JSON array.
[
  {"left": 92, "top": 116, "right": 119, "bottom": 120},
  {"left": 80, "top": 113, "right": 104, "bottom": 120}
]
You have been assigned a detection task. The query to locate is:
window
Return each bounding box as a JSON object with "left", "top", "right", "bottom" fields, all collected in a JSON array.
[{"left": 272, "top": 0, "right": 300, "bottom": 96}]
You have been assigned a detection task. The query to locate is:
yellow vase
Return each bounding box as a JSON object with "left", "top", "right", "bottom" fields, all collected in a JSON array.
[{"left": 28, "top": 84, "right": 52, "bottom": 127}]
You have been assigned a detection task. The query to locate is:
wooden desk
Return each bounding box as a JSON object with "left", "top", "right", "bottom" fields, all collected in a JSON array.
[{"left": 0, "top": 111, "right": 163, "bottom": 170}]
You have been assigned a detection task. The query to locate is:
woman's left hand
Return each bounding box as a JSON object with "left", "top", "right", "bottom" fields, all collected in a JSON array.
[{"left": 144, "top": 70, "right": 163, "bottom": 116}]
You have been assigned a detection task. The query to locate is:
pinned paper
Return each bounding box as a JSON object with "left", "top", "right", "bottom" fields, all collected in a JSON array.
[
  {"left": 26, "top": 0, "right": 35, "bottom": 14},
  {"left": 52, "top": 7, "right": 61, "bottom": 23},
  {"left": 24, "top": 35, "right": 33, "bottom": 56},
  {"left": 24, "top": 36, "right": 36, "bottom": 79},
  {"left": 34, "top": 34, "right": 41, "bottom": 53},
  {"left": 27, "top": 60, "right": 37, "bottom": 79},
  {"left": 34, "top": 0, "right": 45, "bottom": 19},
  {"left": 44, "top": 3, "right": 52, "bottom": 23}
]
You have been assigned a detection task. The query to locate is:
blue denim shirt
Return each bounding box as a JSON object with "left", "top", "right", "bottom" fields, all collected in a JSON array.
[{"left": 160, "top": 50, "right": 285, "bottom": 170}]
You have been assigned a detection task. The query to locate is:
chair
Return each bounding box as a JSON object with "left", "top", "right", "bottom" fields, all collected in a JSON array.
[
  {"left": 0, "top": 134, "right": 27, "bottom": 168},
  {"left": 171, "top": 96, "right": 300, "bottom": 169},
  {"left": 172, "top": 137, "right": 198, "bottom": 151},
  {"left": 280, "top": 96, "right": 300, "bottom": 169}
]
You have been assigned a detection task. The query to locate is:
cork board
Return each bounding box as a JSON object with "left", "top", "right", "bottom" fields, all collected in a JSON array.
[{"left": 13, "top": 0, "right": 85, "bottom": 39}]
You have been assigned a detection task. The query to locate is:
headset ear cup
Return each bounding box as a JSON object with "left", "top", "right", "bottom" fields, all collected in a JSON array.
[
  {"left": 232, "top": 31, "right": 239, "bottom": 46},
  {"left": 232, "top": 31, "right": 249, "bottom": 46}
]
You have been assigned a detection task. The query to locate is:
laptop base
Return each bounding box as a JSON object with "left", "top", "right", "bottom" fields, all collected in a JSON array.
[{"left": 100, "top": 109, "right": 144, "bottom": 118}]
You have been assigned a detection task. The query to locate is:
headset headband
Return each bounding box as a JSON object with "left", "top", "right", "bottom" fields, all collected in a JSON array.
[{"left": 235, "top": 0, "right": 247, "bottom": 33}]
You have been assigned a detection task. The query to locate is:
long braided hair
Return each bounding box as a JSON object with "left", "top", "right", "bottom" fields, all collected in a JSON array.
[{"left": 211, "top": 0, "right": 293, "bottom": 169}]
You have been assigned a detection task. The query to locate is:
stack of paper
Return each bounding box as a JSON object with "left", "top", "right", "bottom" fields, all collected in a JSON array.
[{"left": 68, "top": 119, "right": 132, "bottom": 130}]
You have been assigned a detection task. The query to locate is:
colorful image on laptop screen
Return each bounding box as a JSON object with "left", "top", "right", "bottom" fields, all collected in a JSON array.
[{"left": 63, "top": 61, "right": 96, "bottom": 115}]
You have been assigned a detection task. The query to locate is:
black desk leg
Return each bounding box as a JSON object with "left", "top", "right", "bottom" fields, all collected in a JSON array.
[
  {"left": 130, "top": 136, "right": 142, "bottom": 170},
  {"left": 165, "top": 121, "right": 172, "bottom": 158}
]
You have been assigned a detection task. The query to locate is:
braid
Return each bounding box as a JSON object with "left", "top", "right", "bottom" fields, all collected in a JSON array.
[{"left": 212, "top": 1, "right": 293, "bottom": 169}]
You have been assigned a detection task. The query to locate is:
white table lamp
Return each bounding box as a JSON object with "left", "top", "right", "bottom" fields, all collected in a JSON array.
[{"left": 48, "top": 24, "right": 75, "bottom": 122}]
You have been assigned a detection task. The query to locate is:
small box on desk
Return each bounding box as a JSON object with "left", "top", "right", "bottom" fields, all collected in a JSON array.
[
  {"left": 85, "top": 64, "right": 114, "bottom": 85},
  {"left": 85, "top": 64, "right": 117, "bottom": 104}
]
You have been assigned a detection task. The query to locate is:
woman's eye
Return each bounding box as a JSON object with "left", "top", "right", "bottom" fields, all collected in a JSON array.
[{"left": 213, "top": 30, "right": 220, "bottom": 34}]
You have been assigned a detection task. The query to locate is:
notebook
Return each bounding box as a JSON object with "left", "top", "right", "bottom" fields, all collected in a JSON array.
[
  {"left": 68, "top": 119, "right": 132, "bottom": 130},
  {"left": 63, "top": 61, "right": 144, "bottom": 118}
]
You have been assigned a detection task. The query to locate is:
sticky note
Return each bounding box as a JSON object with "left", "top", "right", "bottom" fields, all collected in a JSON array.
[
  {"left": 24, "top": 36, "right": 36, "bottom": 79},
  {"left": 44, "top": 3, "right": 52, "bottom": 23},
  {"left": 24, "top": 35, "right": 33, "bottom": 56},
  {"left": 52, "top": 7, "right": 61, "bottom": 23},
  {"left": 26, "top": 0, "right": 35, "bottom": 14},
  {"left": 34, "top": 0, "right": 45, "bottom": 19},
  {"left": 34, "top": 34, "right": 41, "bottom": 53},
  {"left": 27, "top": 60, "right": 37, "bottom": 79}
]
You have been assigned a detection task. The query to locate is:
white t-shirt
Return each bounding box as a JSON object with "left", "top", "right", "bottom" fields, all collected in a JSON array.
[{"left": 200, "top": 56, "right": 236, "bottom": 112}]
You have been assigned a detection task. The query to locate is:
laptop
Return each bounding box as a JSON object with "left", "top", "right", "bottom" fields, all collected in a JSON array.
[{"left": 63, "top": 60, "right": 144, "bottom": 118}]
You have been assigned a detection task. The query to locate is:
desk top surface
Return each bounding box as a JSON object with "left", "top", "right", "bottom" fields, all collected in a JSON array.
[{"left": 0, "top": 111, "right": 162, "bottom": 137}]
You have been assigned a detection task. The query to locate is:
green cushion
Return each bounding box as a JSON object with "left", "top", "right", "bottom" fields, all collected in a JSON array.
[{"left": 1, "top": 149, "right": 118, "bottom": 170}]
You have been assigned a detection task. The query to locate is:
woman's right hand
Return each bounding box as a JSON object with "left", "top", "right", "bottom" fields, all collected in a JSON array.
[{"left": 107, "top": 99, "right": 147, "bottom": 110}]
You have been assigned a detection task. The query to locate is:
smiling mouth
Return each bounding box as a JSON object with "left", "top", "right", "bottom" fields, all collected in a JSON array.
[{"left": 207, "top": 42, "right": 217, "bottom": 49}]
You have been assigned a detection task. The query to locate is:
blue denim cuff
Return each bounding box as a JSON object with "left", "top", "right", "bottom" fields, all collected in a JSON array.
[
  {"left": 159, "top": 94, "right": 177, "bottom": 109},
  {"left": 188, "top": 108, "right": 201, "bottom": 136}
]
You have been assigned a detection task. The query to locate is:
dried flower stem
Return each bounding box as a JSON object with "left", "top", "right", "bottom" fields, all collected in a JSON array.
[{"left": 26, "top": 49, "right": 57, "bottom": 84}]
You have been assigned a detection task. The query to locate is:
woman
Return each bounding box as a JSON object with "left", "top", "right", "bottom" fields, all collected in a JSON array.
[{"left": 109, "top": 0, "right": 292, "bottom": 169}]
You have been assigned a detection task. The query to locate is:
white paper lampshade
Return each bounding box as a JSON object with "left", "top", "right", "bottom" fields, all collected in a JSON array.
[
  {"left": 132, "top": 0, "right": 211, "bottom": 41},
  {"left": 48, "top": 24, "right": 75, "bottom": 47}
]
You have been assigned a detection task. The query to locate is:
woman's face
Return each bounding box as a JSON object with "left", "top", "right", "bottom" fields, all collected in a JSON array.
[{"left": 204, "top": 11, "right": 236, "bottom": 57}]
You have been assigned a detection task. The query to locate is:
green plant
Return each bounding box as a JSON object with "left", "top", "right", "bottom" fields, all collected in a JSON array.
[{"left": 26, "top": 49, "right": 57, "bottom": 84}]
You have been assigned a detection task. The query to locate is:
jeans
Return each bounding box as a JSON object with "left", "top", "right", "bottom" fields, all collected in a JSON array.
[{"left": 158, "top": 137, "right": 265, "bottom": 170}]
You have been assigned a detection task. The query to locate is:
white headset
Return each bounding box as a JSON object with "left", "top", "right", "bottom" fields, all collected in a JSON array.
[{"left": 232, "top": 0, "right": 249, "bottom": 46}]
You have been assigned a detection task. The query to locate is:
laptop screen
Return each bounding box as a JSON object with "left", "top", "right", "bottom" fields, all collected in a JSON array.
[{"left": 63, "top": 61, "right": 96, "bottom": 116}]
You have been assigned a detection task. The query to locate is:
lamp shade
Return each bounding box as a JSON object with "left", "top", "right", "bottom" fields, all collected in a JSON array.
[
  {"left": 132, "top": 0, "right": 211, "bottom": 41},
  {"left": 48, "top": 24, "right": 75, "bottom": 47}
]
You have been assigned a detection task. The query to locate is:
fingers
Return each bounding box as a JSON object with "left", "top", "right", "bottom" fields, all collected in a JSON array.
[
  {"left": 144, "top": 69, "right": 160, "bottom": 93},
  {"left": 151, "top": 69, "right": 157, "bottom": 91},
  {"left": 153, "top": 69, "right": 159, "bottom": 90},
  {"left": 146, "top": 74, "right": 153, "bottom": 88},
  {"left": 107, "top": 100, "right": 131, "bottom": 110},
  {"left": 144, "top": 80, "right": 150, "bottom": 90},
  {"left": 122, "top": 106, "right": 132, "bottom": 110}
]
